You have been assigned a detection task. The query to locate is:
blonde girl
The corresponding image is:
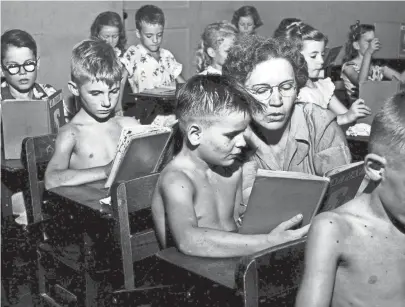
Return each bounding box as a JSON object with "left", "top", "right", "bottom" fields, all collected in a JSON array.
[
  {"left": 275, "top": 22, "right": 371, "bottom": 126},
  {"left": 196, "top": 21, "right": 237, "bottom": 75}
]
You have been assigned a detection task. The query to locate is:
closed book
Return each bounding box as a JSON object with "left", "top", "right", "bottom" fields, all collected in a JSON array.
[
  {"left": 239, "top": 162, "right": 365, "bottom": 235},
  {"left": 1, "top": 90, "right": 65, "bottom": 159}
]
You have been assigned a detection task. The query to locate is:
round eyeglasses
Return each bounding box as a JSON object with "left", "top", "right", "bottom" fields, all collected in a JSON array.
[
  {"left": 247, "top": 81, "right": 296, "bottom": 101},
  {"left": 2, "top": 60, "right": 38, "bottom": 75}
]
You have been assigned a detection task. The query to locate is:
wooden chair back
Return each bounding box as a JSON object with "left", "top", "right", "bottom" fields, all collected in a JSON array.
[
  {"left": 21, "top": 134, "right": 57, "bottom": 224},
  {"left": 110, "top": 173, "right": 161, "bottom": 290},
  {"left": 236, "top": 238, "right": 306, "bottom": 307}
]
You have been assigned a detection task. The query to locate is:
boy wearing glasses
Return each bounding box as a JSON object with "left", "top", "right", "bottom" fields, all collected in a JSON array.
[
  {"left": 1, "top": 29, "right": 64, "bottom": 225},
  {"left": 0, "top": 30, "right": 70, "bottom": 118}
]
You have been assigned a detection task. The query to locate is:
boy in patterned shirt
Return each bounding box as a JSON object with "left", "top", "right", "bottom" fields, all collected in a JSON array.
[{"left": 120, "top": 5, "right": 185, "bottom": 126}]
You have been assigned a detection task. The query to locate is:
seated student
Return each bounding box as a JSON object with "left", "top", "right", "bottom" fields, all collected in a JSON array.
[
  {"left": 120, "top": 5, "right": 185, "bottom": 126},
  {"left": 275, "top": 21, "right": 372, "bottom": 126},
  {"left": 196, "top": 21, "right": 237, "bottom": 76},
  {"left": 1, "top": 29, "right": 65, "bottom": 225},
  {"left": 90, "top": 11, "right": 127, "bottom": 116},
  {"left": 44, "top": 39, "right": 140, "bottom": 190},
  {"left": 151, "top": 75, "right": 309, "bottom": 258},
  {"left": 1, "top": 29, "right": 70, "bottom": 117},
  {"left": 296, "top": 91, "right": 405, "bottom": 307},
  {"left": 90, "top": 11, "right": 127, "bottom": 58},
  {"left": 222, "top": 35, "right": 351, "bottom": 203},
  {"left": 231, "top": 6, "right": 263, "bottom": 35},
  {"left": 341, "top": 21, "right": 405, "bottom": 104}
]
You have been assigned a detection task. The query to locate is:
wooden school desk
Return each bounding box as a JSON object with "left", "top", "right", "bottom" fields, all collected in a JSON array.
[
  {"left": 128, "top": 92, "right": 176, "bottom": 124},
  {"left": 43, "top": 180, "right": 112, "bottom": 219},
  {"left": 1, "top": 157, "right": 26, "bottom": 219}
]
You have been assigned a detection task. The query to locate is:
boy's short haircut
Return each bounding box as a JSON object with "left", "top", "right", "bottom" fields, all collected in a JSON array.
[
  {"left": 1, "top": 29, "right": 37, "bottom": 61},
  {"left": 175, "top": 74, "right": 263, "bottom": 134},
  {"left": 135, "top": 5, "right": 165, "bottom": 31},
  {"left": 368, "top": 91, "right": 405, "bottom": 161},
  {"left": 71, "top": 38, "right": 122, "bottom": 87}
]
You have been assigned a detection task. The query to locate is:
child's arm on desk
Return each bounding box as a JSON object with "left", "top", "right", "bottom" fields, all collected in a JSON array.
[
  {"left": 295, "top": 213, "right": 342, "bottom": 307},
  {"left": 44, "top": 126, "right": 111, "bottom": 190},
  {"left": 160, "top": 170, "right": 308, "bottom": 258}
]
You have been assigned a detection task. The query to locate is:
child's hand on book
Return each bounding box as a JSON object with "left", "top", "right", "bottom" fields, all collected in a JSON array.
[
  {"left": 347, "top": 99, "right": 371, "bottom": 122},
  {"left": 268, "top": 214, "right": 310, "bottom": 244}
]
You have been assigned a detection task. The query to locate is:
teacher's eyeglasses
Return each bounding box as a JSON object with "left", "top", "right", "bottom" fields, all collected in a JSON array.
[
  {"left": 2, "top": 60, "right": 38, "bottom": 75},
  {"left": 247, "top": 80, "right": 296, "bottom": 101}
]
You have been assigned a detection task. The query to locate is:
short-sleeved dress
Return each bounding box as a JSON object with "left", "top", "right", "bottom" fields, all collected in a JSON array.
[
  {"left": 341, "top": 61, "right": 384, "bottom": 103},
  {"left": 297, "top": 78, "right": 335, "bottom": 109}
]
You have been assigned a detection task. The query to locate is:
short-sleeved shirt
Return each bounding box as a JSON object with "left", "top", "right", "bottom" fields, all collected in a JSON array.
[
  {"left": 341, "top": 61, "right": 384, "bottom": 102},
  {"left": 1, "top": 81, "right": 70, "bottom": 119},
  {"left": 242, "top": 102, "right": 352, "bottom": 195},
  {"left": 1, "top": 80, "right": 56, "bottom": 101},
  {"left": 198, "top": 66, "right": 222, "bottom": 76},
  {"left": 121, "top": 44, "right": 183, "bottom": 94},
  {"left": 298, "top": 78, "right": 335, "bottom": 109}
]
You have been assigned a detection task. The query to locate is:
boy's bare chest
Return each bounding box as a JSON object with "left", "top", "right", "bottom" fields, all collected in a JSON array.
[
  {"left": 193, "top": 170, "right": 240, "bottom": 230},
  {"left": 337, "top": 229, "right": 405, "bottom": 301},
  {"left": 72, "top": 124, "right": 122, "bottom": 167}
]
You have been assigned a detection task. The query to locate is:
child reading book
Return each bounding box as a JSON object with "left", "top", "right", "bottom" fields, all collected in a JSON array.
[
  {"left": 151, "top": 74, "right": 309, "bottom": 258},
  {"left": 231, "top": 6, "right": 263, "bottom": 35},
  {"left": 1, "top": 29, "right": 65, "bottom": 224},
  {"left": 44, "top": 38, "right": 140, "bottom": 190},
  {"left": 296, "top": 91, "right": 405, "bottom": 307},
  {"left": 119, "top": 5, "right": 185, "bottom": 126}
]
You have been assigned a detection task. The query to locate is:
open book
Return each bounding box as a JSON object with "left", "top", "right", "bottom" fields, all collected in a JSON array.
[
  {"left": 238, "top": 162, "right": 365, "bottom": 235},
  {"left": 104, "top": 125, "right": 173, "bottom": 189},
  {"left": 1, "top": 90, "right": 65, "bottom": 159}
]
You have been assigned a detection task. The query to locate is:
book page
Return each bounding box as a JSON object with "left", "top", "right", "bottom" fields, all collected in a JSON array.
[{"left": 141, "top": 87, "right": 176, "bottom": 95}]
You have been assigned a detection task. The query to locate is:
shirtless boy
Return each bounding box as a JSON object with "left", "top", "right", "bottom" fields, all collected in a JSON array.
[
  {"left": 152, "top": 75, "right": 309, "bottom": 258},
  {"left": 45, "top": 39, "right": 140, "bottom": 189},
  {"left": 296, "top": 91, "right": 405, "bottom": 307}
]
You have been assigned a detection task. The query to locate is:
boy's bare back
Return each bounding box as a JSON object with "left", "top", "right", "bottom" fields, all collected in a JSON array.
[
  {"left": 152, "top": 152, "right": 242, "bottom": 248},
  {"left": 297, "top": 194, "right": 405, "bottom": 307}
]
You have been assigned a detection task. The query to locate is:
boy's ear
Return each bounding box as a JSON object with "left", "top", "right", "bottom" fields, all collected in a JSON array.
[
  {"left": 364, "top": 153, "right": 386, "bottom": 182},
  {"left": 37, "top": 58, "right": 41, "bottom": 70},
  {"left": 353, "top": 41, "right": 360, "bottom": 51},
  {"left": 207, "top": 47, "right": 216, "bottom": 59},
  {"left": 187, "top": 123, "right": 203, "bottom": 146},
  {"left": 135, "top": 29, "right": 141, "bottom": 39},
  {"left": 68, "top": 81, "right": 80, "bottom": 97}
]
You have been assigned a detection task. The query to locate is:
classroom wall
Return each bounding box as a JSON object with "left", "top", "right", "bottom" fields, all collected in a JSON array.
[{"left": 2, "top": 1, "right": 404, "bottom": 106}]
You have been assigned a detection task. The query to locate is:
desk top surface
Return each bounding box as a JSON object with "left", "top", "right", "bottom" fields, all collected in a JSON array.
[
  {"left": 157, "top": 247, "right": 240, "bottom": 289},
  {"left": 1, "top": 158, "right": 24, "bottom": 171},
  {"left": 130, "top": 92, "right": 175, "bottom": 101},
  {"left": 46, "top": 180, "right": 111, "bottom": 215}
]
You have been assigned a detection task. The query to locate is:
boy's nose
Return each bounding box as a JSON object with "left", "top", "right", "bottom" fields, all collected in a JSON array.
[
  {"left": 236, "top": 134, "right": 247, "bottom": 148},
  {"left": 101, "top": 96, "right": 112, "bottom": 108}
]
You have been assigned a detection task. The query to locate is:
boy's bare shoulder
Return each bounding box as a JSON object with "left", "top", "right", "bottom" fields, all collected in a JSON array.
[
  {"left": 56, "top": 121, "right": 80, "bottom": 142},
  {"left": 158, "top": 161, "right": 196, "bottom": 193}
]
